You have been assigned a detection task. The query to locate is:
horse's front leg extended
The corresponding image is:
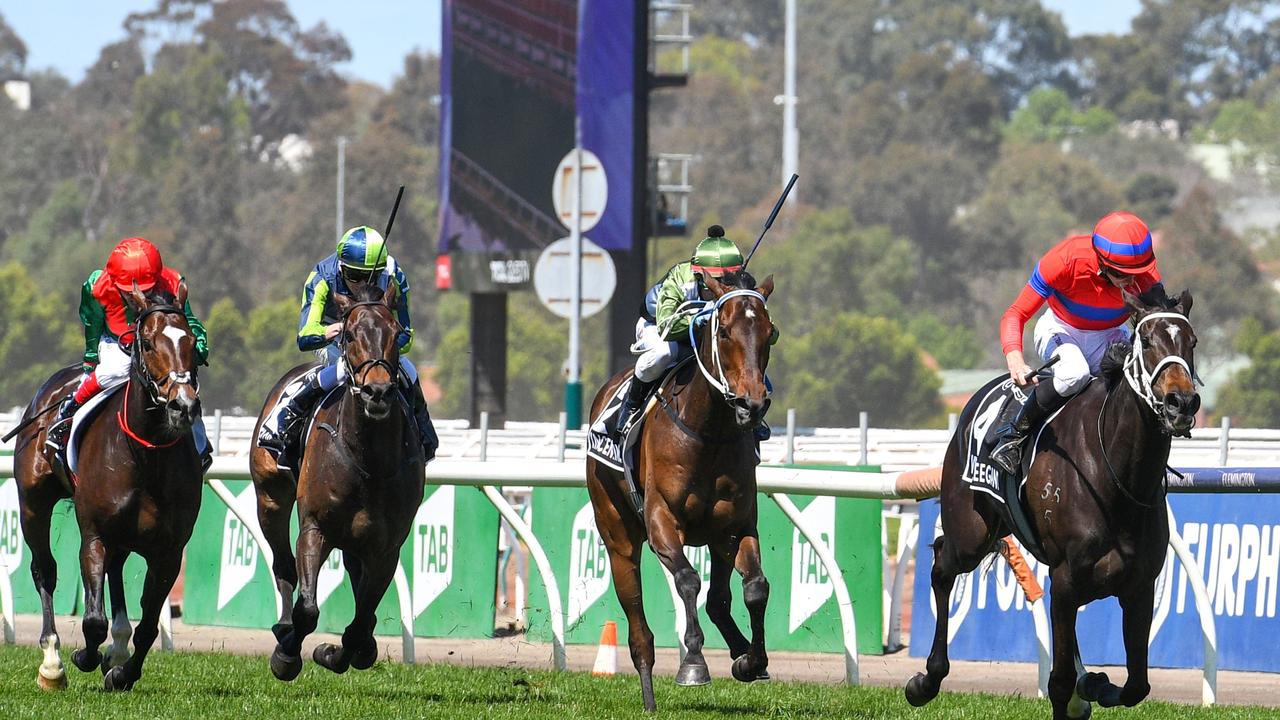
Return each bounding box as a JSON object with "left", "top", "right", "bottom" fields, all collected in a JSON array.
[
  {"left": 1047, "top": 571, "right": 1092, "bottom": 720},
  {"left": 71, "top": 536, "right": 109, "bottom": 674},
  {"left": 103, "top": 551, "right": 181, "bottom": 691},
  {"left": 731, "top": 534, "right": 769, "bottom": 682},
  {"left": 647, "top": 502, "right": 708, "bottom": 687},
  {"left": 271, "top": 524, "right": 328, "bottom": 682},
  {"left": 1117, "top": 588, "right": 1155, "bottom": 707}
]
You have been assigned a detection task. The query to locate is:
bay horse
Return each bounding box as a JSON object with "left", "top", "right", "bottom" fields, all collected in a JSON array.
[
  {"left": 905, "top": 289, "right": 1200, "bottom": 719},
  {"left": 12, "top": 283, "right": 203, "bottom": 691},
  {"left": 250, "top": 281, "right": 424, "bottom": 681},
  {"left": 587, "top": 271, "right": 775, "bottom": 711}
]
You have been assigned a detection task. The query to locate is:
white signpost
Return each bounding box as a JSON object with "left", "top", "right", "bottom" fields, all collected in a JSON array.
[{"left": 533, "top": 237, "right": 616, "bottom": 319}]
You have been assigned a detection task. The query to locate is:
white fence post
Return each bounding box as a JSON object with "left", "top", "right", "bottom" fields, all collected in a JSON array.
[
  {"left": 479, "top": 412, "right": 490, "bottom": 462},
  {"left": 1219, "top": 416, "right": 1230, "bottom": 466},
  {"left": 785, "top": 408, "right": 797, "bottom": 465},
  {"left": 858, "top": 412, "right": 869, "bottom": 466}
]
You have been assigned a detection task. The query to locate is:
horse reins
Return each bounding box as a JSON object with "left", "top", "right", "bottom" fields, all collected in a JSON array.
[
  {"left": 688, "top": 289, "right": 771, "bottom": 406},
  {"left": 1097, "top": 310, "right": 1197, "bottom": 509},
  {"left": 119, "top": 304, "right": 197, "bottom": 449}
]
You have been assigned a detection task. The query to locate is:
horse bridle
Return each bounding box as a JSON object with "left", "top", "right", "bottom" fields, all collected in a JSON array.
[
  {"left": 127, "top": 304, "right": 198, "bottom": 408},
  {"left": 339, "top": 300, "right": 401, "bottom": 395},
  {"left": 688, "top": 289, "right": 771, "bottom": 406},
  {"left": 1122, "top": 311, "right": 1200, "bottom": 418}
]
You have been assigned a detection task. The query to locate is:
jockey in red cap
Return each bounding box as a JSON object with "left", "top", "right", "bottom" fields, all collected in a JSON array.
[
  {"left": 45, "top": 238, "right": 211, "bottom": 465},
  {"left": 988, "top": 212, "right": 1165, "bottom": 474}
]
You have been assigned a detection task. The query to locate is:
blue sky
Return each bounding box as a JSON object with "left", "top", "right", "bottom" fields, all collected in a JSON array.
[{"left": 2, "top": 1, "right": 1138, "bottom": 89}]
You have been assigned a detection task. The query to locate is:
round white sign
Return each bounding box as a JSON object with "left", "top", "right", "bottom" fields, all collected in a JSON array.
[
  {"left": 534, "top": 237, "right": 617, "bottom": 319},
  {"left": 552, "top": 149, "right": 608, "bottom": 233}
]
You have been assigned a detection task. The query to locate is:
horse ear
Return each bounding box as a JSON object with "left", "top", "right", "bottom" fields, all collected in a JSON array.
[
  {"left": 382, "top": 282, "right": 400, "bottom": 311},
  {"left": 176, "top": 279, "right": 188, "bottom": 308},
  {"left": 758, "top": 274, "right": 775, "bottom": 299},
  {"left": 1123, "top": 290, "right": 1148, "bottom": 321},
  {"left": 124, "top": 281, "right": 149, "bottom": 315},
  {"left": 703, "top": 273, "right": 728, "bottom": 299},
  {"left": 1177, "top": 289, "right": 1193, "bottom": 317}
]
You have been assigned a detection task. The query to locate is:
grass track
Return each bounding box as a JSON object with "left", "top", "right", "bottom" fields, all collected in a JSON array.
[{"left": 0, "top": 645, "right": 1274, "bottom": 719}]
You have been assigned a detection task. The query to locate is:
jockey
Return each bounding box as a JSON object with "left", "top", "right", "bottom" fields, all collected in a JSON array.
[
  {"left": 615, "top": 224, "right": 774, "bottom": 438},
  {"left": 46, "top": 237, "right": 211, "bottom": 467},
  {"left": 988, "top": 211, "right": 1165, "bottom": 475},
  {"left": 256, "top": 225, "right": 438, "bottom": 463}
]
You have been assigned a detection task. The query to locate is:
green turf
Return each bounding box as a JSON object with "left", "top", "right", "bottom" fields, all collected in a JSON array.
[{"left": 0, "top": 644, "right": 1272, "bottom": 719}]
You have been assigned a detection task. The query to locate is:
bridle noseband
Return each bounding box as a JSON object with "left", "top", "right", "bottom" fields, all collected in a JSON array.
[
  {"left": 339, "top": 300, "right": 401, "bottom": 395},
  {"left": 688, "top": 289, "right": 771, "bottom": 406}
]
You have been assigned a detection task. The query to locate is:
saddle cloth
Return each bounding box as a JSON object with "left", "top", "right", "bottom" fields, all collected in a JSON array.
[
  {"left": 66, "top": 381, "right": 126, "bottom": 476},
  {"left": 959, "top": 376, "right": 1085, "bottom": 564}
]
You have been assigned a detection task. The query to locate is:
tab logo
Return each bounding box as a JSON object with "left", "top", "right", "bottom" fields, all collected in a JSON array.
[
  {"left": 413, "top": 486, "right": 455, "bottom": 618},
  {"left": 790, "top": 496, "right": 836, "bottom": 632},
  {"left": 217, "top": 484, "right": 261, "bottom": 610},
  {"left": 0, "top": 480, "right": 22, "bottom": 575},
  {"left": 568, "top": 502, "right": 610, "bottom": 627}
]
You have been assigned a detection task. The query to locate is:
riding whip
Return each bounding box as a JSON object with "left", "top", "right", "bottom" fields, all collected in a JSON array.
[
  {"left": 1, "top": 400, "right": 62, "bottom": 442},
  {"left": 383, "top": 185, "right": 405, "bottom": 240},
  {"left": 1024, "top": 356, "right": 1060, "bottom": 384},
  {"left": 742, "top": 173, "right": 798, "bottom": 270}
]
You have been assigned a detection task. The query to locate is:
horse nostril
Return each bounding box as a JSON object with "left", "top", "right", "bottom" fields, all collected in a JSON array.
[
  {"left": 1187, "top": 394, "right": 1201, "bottom": 416},
  {"left": 1164, "top": 393, "right": 1182, "bottom": 412}
]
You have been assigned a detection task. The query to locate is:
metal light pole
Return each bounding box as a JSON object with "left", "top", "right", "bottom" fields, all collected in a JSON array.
[
  {"left": 565, "top": 119, "right": 584, "bottom": 428},
  {"left": 779, "top": 0, "right": 798, "bottom": 200},
  {"left": 336, "top": 136, "right": 347, "bottom": 238}
]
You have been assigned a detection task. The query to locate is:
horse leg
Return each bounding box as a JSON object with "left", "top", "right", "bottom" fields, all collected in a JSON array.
[
  {"left": 71, "top": 536, "right": 109, "bottom": 673},
  {"left": 256, "top": 476, "right": 298, "bottom": 642},
  {"left": 20, "top": 494, "right": 66, "bottom": 690},
  {"left": 270, "top": 524, "right": 327, "bottom": 681},
  {"left": 101, "top": 552, "right": 132, "bottom": 673},
  {"left": 731, "top": 535, "right": 770, "bottom": 683},
  {"left": 705, "top": 540, "right": 749, "bottom": 662},
  {"left": 314, "top": 554, "right": 391, "bottom": 674},
  {"left": 607, "top": 542, "right": 656, "bottom": 711},
  {"left": 1047, "top": 572, "right": 1092, "bottom": 720},
  {"left": 905, "top": 533, "right": 980, "bottom": 705},
  {"left": 647, "top": 505, "right": 708, "bottom": 687},
  {"left": 1112, "top": 588, "right": 1155, "bottom": 707},
  {"left": 103, "top": 551, "right": 181, "bottom": 692}
]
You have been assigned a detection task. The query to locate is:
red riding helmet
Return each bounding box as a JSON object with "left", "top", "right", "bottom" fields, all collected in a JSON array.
[
  {"left": 1092, "top": 212, "right": 1155, "bottom": 275},
  {"left": 106, "top": 237, "right": 164, "bottom": 292}
]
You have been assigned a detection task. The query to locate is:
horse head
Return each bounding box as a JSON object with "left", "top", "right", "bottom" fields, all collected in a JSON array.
[
  {"left": 1123, "top": 287, "right": 1199, "bottom": 437},
  {"left": 333, "top": 282, "right": 402, "bottom": 422},
  {"left": 122, "top": 281, "right": 200, "bottom": 433},
  {"left": 698, "top": 271, "right": 776, "bottom": 431}
]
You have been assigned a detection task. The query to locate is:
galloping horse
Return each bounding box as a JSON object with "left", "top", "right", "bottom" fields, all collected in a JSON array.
[
  {"left": 587, "top": 271, "right": 776, "bottom": 711},
  {"left": 906, "top": 290, "right": 1200, "bottom": 719},
  {"left": 13, "top": 284, "right": 203, "bottom": 691},
  {"left": 250, "top": 281, "right": 424, "bottom": 680}
]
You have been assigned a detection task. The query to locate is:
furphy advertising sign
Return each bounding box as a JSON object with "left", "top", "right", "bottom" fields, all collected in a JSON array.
[
  {"left": 910, "top": 495, "right": 1280, "bottom": 672},
  {"left": 525, "top": 486, "right": 883, "bottom": 654}
]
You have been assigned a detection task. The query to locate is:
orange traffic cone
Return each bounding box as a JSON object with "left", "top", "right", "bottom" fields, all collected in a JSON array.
[{"left": 592, "top": 620, "right": 619, "bottom": 676}]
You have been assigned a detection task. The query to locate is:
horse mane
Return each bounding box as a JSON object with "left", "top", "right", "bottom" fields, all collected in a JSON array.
[
  {"left": 1136, "top": 284, "right": 1177, "bottom": 311},
  {"left": 1099, "top": 342, "right": 1130, "bottom": 387},
  {"left": 718, "top": 269, "right": 757, "bottom": 290},
  {"left": 347, "top": 280, "right": 384, "bottom": 303}
]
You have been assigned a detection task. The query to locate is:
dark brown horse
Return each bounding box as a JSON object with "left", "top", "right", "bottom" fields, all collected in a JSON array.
[
  {"left": 13, "top": 284, "right": 203, "bottom": 691},
  {"left": 587, "top": 272, "right": 775, "bottom": 711},
  {"left": 250, "top": 281, "right": 423, "bottom": 681},
  {"left": 906, "top": 290, "right": 1199, "bottom": 719}
]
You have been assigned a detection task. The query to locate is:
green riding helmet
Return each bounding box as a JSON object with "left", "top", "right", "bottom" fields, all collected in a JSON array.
[
  {"left": 691, "top": 225, "right": 744, "bottom": 277},
  {"left": 336, "top": 225, "right": 389, "bottom": 274}
]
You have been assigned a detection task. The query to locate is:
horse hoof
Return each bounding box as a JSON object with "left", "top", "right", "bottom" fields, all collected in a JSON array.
[
  {"left": 70, "top": 649, "right": 99, "bottom": 674},
  {"left": 103, "top": 666, "right": 135, "bottom": 692},
  {"left": 904, "top": 672, "right": 940, "bottom": 707},
  {"left": 271, "top": 623, "right": 292, "bottom": 643},
  {"left": 1066, "top": 701, "right": 1093, "bottom": 720},
  {"left": 101, "top": 649, "right": 129, "bottom": 675},
  {"left": 675, "top": 659, "right": 711, "bottom": 687},
  {"left": 350, "top": 640, "right": 378, "bottom": 671},
  {"left": 270, "top": 648, "right": 303, "bottom": 682},
  {"left": 1075, "top": 672, "right": 1110, "bottom": 702},
  {"left": 730, "top": 655, "right": 763, "bottom": 683},
  {"left": 36, "top": 670, "right": 67, "bottom": 692},
  {"left": 312, "top": 643, "right": 349, "bottom": 674}
]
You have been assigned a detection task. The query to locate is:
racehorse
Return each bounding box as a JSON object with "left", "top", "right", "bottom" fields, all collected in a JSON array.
[
  {"left": 586, "top": 271, "right": 776, "bottom": 711},
  {"left": 906, "top": 289, "right": 1199, "bottom": 719},
  {"left": 12, "top": 283, "right": 203, "bottom": 691},
  {"left": 250, "top": 281, "right": 424, "bottom": 680}
]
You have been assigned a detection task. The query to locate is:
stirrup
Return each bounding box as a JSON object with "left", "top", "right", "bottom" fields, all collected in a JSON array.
[{"left": 988, "top": 437, "right": 1023, "bottom": 475}]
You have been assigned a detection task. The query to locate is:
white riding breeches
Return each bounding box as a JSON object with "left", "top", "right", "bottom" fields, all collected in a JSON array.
[
  {"left": 631, "top": 318, "right": 679, "bottom": 384},
  {"left": 1032, "top": 310, "right": 1132, "bottom": 396}
]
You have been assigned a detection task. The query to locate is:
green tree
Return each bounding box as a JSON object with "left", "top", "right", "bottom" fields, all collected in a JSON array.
[
  {"left": 1216, "top": 330, "right": 1280, "bottom": 426},
  {"left": 770, "top": 313, "right": 941, "bottom": 428},
  {"left": 1005, "top": 88, "right": 1118, "bottom": 143},
  {"left": 0, "top": 11, "right": 27, "bottom": 79},
  {"left": 0, "top": 263, "right": 80, "bottom": 409}
]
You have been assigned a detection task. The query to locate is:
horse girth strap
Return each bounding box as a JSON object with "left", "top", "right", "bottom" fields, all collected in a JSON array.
[{"left": 655, "top": 383, "right": 750, "bottom": 445}]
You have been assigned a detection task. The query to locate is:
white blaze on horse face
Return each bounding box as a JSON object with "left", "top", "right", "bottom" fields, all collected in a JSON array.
[
  {"left": 161, "top": 325, "right": 188, "bottom": 348},
  {"left": 1166, "top": 324, "right": 1181, "bottom": 343},
  {"left": 745, "top": 309, "right": 756, "bottom": 319}
]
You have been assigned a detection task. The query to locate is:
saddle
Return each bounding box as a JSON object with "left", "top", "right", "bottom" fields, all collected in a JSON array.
[
  {"left": 49, "top": 382, "right": 127, "bottom": 484},
  {"left": 960, "top": 377, "right": 1086, "bottom": 564}
]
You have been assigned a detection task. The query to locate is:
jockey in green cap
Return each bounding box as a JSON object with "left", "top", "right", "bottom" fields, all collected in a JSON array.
[{"left": 613, "top": 224, "right": 775, "bottom": 438}]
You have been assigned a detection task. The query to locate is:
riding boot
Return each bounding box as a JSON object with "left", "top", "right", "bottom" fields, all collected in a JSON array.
[
  {"left": 44, "top": 395, "right": 82, "bottom": 453},
  {"left": 615, "top": 376, "right": 656, "bottom": 436},
  {"left": 258, "top": 371, "right": 325, "bottom": 455},
  {"left": 407, "top": 381, "right": 439, "bottom": 463},
  {"left": 988, "top": 382, "right": 1067, "bottom": 475}
]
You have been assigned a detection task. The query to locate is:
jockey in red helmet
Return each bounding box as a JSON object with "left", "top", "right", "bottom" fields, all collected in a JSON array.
[
  {"left": 45, "top": 238, "right": 211, "bottom": 465},
  {"left": 988, "top": 212, "right": 1165, "bottom": 474}
]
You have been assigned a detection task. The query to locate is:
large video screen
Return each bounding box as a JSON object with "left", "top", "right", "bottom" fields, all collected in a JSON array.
[{"left": 438, "top": 0, "right": 635, "bottom": 293}]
